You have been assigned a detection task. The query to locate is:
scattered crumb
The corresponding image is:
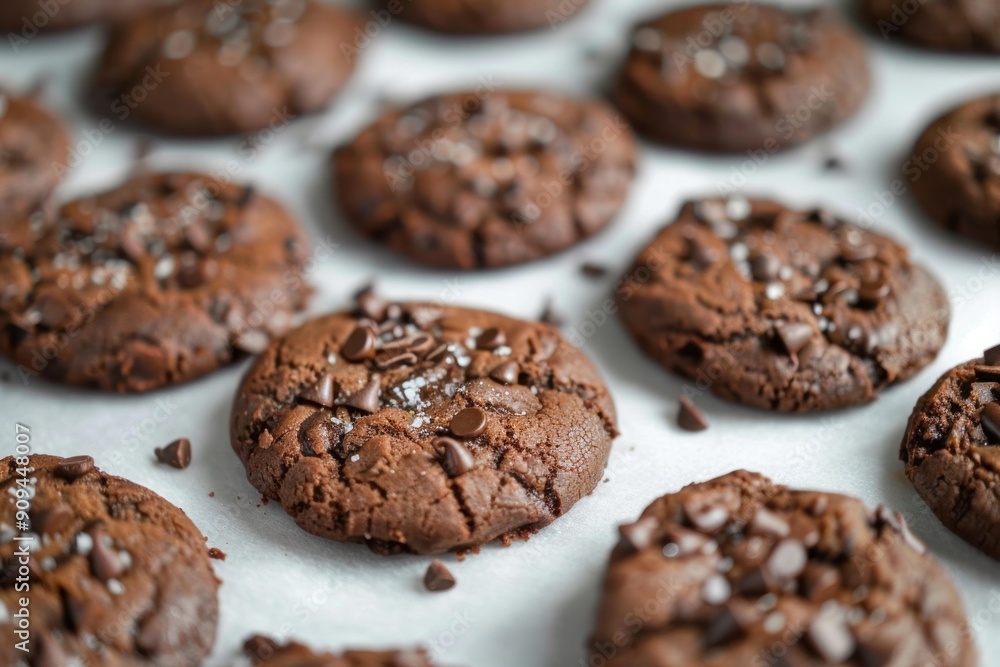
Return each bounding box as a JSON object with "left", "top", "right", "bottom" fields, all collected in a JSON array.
[{"left": 208, "top": 547, "right": 227, "bottom": 561}]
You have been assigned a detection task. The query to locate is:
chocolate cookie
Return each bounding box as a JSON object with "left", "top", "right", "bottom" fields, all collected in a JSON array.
[
  {"left": 0, "top": 454, "right": 220, "bottom": 666},
  {"left": 244, "top": 635, "right": 434, "bottom": 666},
  {"left": 910, "top": 95, "right": 1000, "bottom": 249},
  {"left": 900, "top": 346, "right": 1000, "bottom": 560},
  {"left": 591, "top": 470, "right": 976, "bottom": 666},
  {"left": 333, "top": 89, "right": 636, "bottom": 269},
  {"left": 392, "top": 0, "right": 588, "bottom": 35},
  {"left": 613, "top": 4, "right": 870, "bottom": 152},
  {"left": 863, "top": 0, "right": 1000, "bottom": 52},
  {"left": 93, "top": 0, "right": 360, "bottom": 136},
  {"left": 616, "top": 196, "right": 949, "bottom": 412},
  {"left": 230, "top": 298, "right": 617, "bottom": 555},
  {"left": 0, "top": 171, "right": 311, "bottom": 392},
  {"left": 0, "top": 0, "right": 168, "bottom": 32},
  {"left": 0, "top": 92, "right": 70, "bottom": 235}
]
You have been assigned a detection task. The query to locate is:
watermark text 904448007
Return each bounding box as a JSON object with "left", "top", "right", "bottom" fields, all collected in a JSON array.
[{"left": 9, "top": 423, "right": 36, "bottom": 655}]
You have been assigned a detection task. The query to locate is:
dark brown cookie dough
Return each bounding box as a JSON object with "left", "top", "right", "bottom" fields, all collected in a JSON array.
[
  {"left": 230, "top": 299, "right": 617, "bottom": 555},
  {"left": 244, "top": 635, "right": 434, "bottom": 667},
  {"left": 333, "top": 89, "right": 636, "bottom": 270},
  {"left": 0, "top": 454, "right": 220, "bottom": 666},
  {"left": 391, "top": 0, "right": 589, "bottom": 35},
  {"left": 591, "top": 470, "right": 976, "bottom": 666},
  {"left": 900, "top": 348, "right": 1000, "bottom": 560},
  {"left": 616, "top": 196, "right": 949, "bottom": 412},
  {"left": 93, "top": 0, "right": 361, "bottom": 136},
  {"left": 613, "top": 4, "right": 870, "bottom": 152},
  {"left": 0, "top": 0, "right": 168, "bottom": 32},
  {"left": 910, "top": 94, "right": 1000, "bottom": 249},
  {"left": 863, "top": 0, "right": 1000, "bottom": 52},
  {"left": 0, "top": 92, "right": 70, "bottom": 237},
  {"left": 0, "top": 171, "right": 311, "bottom": 392}
]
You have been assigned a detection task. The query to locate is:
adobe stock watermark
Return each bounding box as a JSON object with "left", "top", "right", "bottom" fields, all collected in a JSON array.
[
  {"left": 546, "top": 0, "right": 588, "bottom": 28},
  {"left": 873, "top": 0, "right": 932, "bottom": 40},
  {"left": 6, "top": 0, "right": 74, "bottom": 50}
]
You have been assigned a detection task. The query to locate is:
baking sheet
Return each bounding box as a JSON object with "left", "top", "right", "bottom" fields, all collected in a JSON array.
[{"left": 2, "top": 0, "right": 1000, "bottom": 664}]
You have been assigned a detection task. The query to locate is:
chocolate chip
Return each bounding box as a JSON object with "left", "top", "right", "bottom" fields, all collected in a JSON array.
[
  {"left": 424, "top": 559, "right": 456, "bottom": 592},
  {"left": 489, "top": 361, "right": 519, "bottom": 385},
  {"left": 345, "top": 376, "right": 381, "bottom": 414},
  {"left": 618, "top": 516, "right": 658, "bottom": 553},
  {"left": 540, "top": 299, "right": 564, "bottom": 327},
  {"left": 450, "top": 407, "right": 487, "bottom": 438},
  {"left": 807, "top": 610, "right": 855, "bottom": 662},
  {"left": 749, "top": 253, "right": 781, "bottom": 282},
  {"left": 88, "top": 527, "right": 125, "bottom": 582},
  {"left": 973, "top": 365, "right": 1000, "bottom": 382},
  {"left": 705, "top": 606, "right": 746, "bottom": 648},
  {"left": 677, "top": 396, "right": 709, "bottom": 432},
  {"left": 355, "top": 284, "right": 388, "bottom": 321},
  {"left": 35, "top": 505, "right": 74, "bottom": 536},
  {"left": 342, "top": 326, "right": 376, "bottom": 361},
  {"left": 985, "top": 343, "right": 1000, "bottom": 366},
  {"left": 776, "top": 322, "right": 812, "bottom": 356},
  {"left": 154, "top": 438, "right": 192, "bottom": 469},
  {"left": 354, "top": 435, "right": 391, "bottom": 472},
  {"left": 55, "top": 455, "right": 94, "bottom": 481},
  {"left": 236, "top": 185, "right": 256, "bottom": 208},
  {"left": 581, "top": 262, "right": 608, "bottom": 277},
  {"left": 375, "top": 352, "right": 418, "bottom": 370},
  {"left": 475, "top": 327, "right": 506, "bottom": 350},
  {"left": 437, "top": 437, "right": 474, "bottom": 477},
  {"left": 765, "top": 539, "right": 807, "bottom": 581},
  {"left": 822, "top": 155, "right": 846, "bottom": 172},
  {"left": 982, "top": 402, "right": 1000, "bottom": 444},
  {"left": 301, "top": 374, "right": 335, "bottom": 408},
  {"left": 857, "top": 280, "right": 889, "bottom": 307}
]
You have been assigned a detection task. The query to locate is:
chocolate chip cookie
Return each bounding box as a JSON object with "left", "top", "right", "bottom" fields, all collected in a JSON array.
[
  {"left": 93, "top": 0, "right": 361, "bottom": 136},
  {"left": 0, "top": 0, "right": 168, "bottom": 32},
  {"left": 910, "top": 95, "right": 1000, "bottom": 249},
  {"left": 901, "top": 345, "right": 1000, "bottom": 560},
  {"left": 244, "top": 635, "right": 434, "bottom": 666},
  {"left": 616, "top": 196, "right": 949, "bottom": 411},
  {"left": 333, "top": 89, "right": 636, "bottom": 269},
  {"left": 230, "top": 298, "right": 618, "bottom": 555},
  {"left": 0, "top": 454, "right": 220, "bottom": 666},
  {"left": 0, "top": 92, "right": 70, "bottom": 235},
  {"left": 392, "top": 0, "right": 588, "bottom": 35},
  {"left": 0, "top": 171, "right": 311, "bottom": 392},
  {"left": 863, "top": 0, "right": 1000, "bottom": 52},
  {"left": 591, "top": 470, "right": 976, "bottom": 666},
  {"left": 613, "top": 4, "right": 870, "bottom": 152}
]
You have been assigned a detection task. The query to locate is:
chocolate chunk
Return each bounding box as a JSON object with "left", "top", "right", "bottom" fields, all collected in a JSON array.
[
  {"left": 437, "top": 437, "right": 474, "bottom": 477},
  {"left": 540, "top": 299, "right": 564, "bottom": 327},
  {"left": 301, "top": 374, "right": 336, "bottom": 408},
  {"left": 423, "top": 560, "right": 456, "bottom": 592},
  {"left": 355, "top": 284, "right": 388, "bottom": 321},
  {"left": 618, "top": 517, "right": 658, "bottom": 553},
  {"left": 450, "top": 407, "right": 488, "bottom": 438},
  {"left": 985, "top": 343, "right": 1000, "bottom": 366},
  {"left": 342, "top": 326, "right": 377, "bottom": 361},
  {"left": 55, "top": 455, "right": 94, "bottom": 481},
  {"left": 88, "top": 527, "right": 125, "bottom": 582},
  {"left": 749, "top": 253, "right": 781, "bottom": 282},
  {"left": 375, "top": 352, "right": 419, "bottom": 370},
  {"left": 155, "top": 438, "right": 192, "bottom": 469},
  {"left": 973, "top": 365, "right": 1000, "bottom": 382},
  {"left": 982, "top": 402, "right": 1000, "bottom": 443},
  {"left": 677, "top": 396, "right": 709, "bottom": 432},
  {"left": 475, "top": 327, "right": 506, "bottom": 350},
  {"left": 345, "top": 376, "right": 381, "bottom": 413},
  {"left": 776, "top": 322, "right": 812, "bottom": 356},
  {"left": 704, "top": 606, "right": 746, "bottom": 648},
  {"left": 489, "top": 361, "right": 519, "bottom": 385},
  {"left": 35, "top": 505, "right": 75, "bottom": 537}
]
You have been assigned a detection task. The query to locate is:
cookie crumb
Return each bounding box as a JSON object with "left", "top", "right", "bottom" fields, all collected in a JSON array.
[{"left": 208, "top": 547, "right": 226, "bottom": 561}]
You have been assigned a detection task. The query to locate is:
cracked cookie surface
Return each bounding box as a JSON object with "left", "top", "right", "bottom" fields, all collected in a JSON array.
[
  {"left": 243, "top": 635, "right": 434, "bottom": 667},
  {"left": 900, "top": 349, "right": 1000, "bottom": 560},
  {"left": 230, "top": 299, "right": 617, "bottom": 555},
  {"left": 392, "top": 0, "right": 589, "bottom": 35},
  {"left": 612, "top": 4, "right": 870, "bottom": 153},
  {"left": 0, "top": 171, "right": 311, "bottom": 392},
  {"left": 616, "top": 196, "right": 949, "bottom": 411},
  {"left": 910, "top": 95, "right": 1000, "bottom": 249},
  {"left": 93, "top": 0, "right": 361, "bottom": 136},
  {"left": 0, "top": 454, "right": 219, "bottom": 666},
  {"left": 591, "top": 470, "right": 976, "bottom": 666},
  {"left": 333, "top": 89, "right": 636, "bottom": 270}
]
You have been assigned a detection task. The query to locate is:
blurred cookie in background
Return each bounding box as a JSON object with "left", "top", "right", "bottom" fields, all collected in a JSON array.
[
  {"left": 862, "top": 0, "right": 1000, "bottom": 53},
  {"left": 0, "top": 0, "right": 169, "bottom": 33},
  {"left": 391, "top": 0, "right": 589, "bottom": 35}
]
